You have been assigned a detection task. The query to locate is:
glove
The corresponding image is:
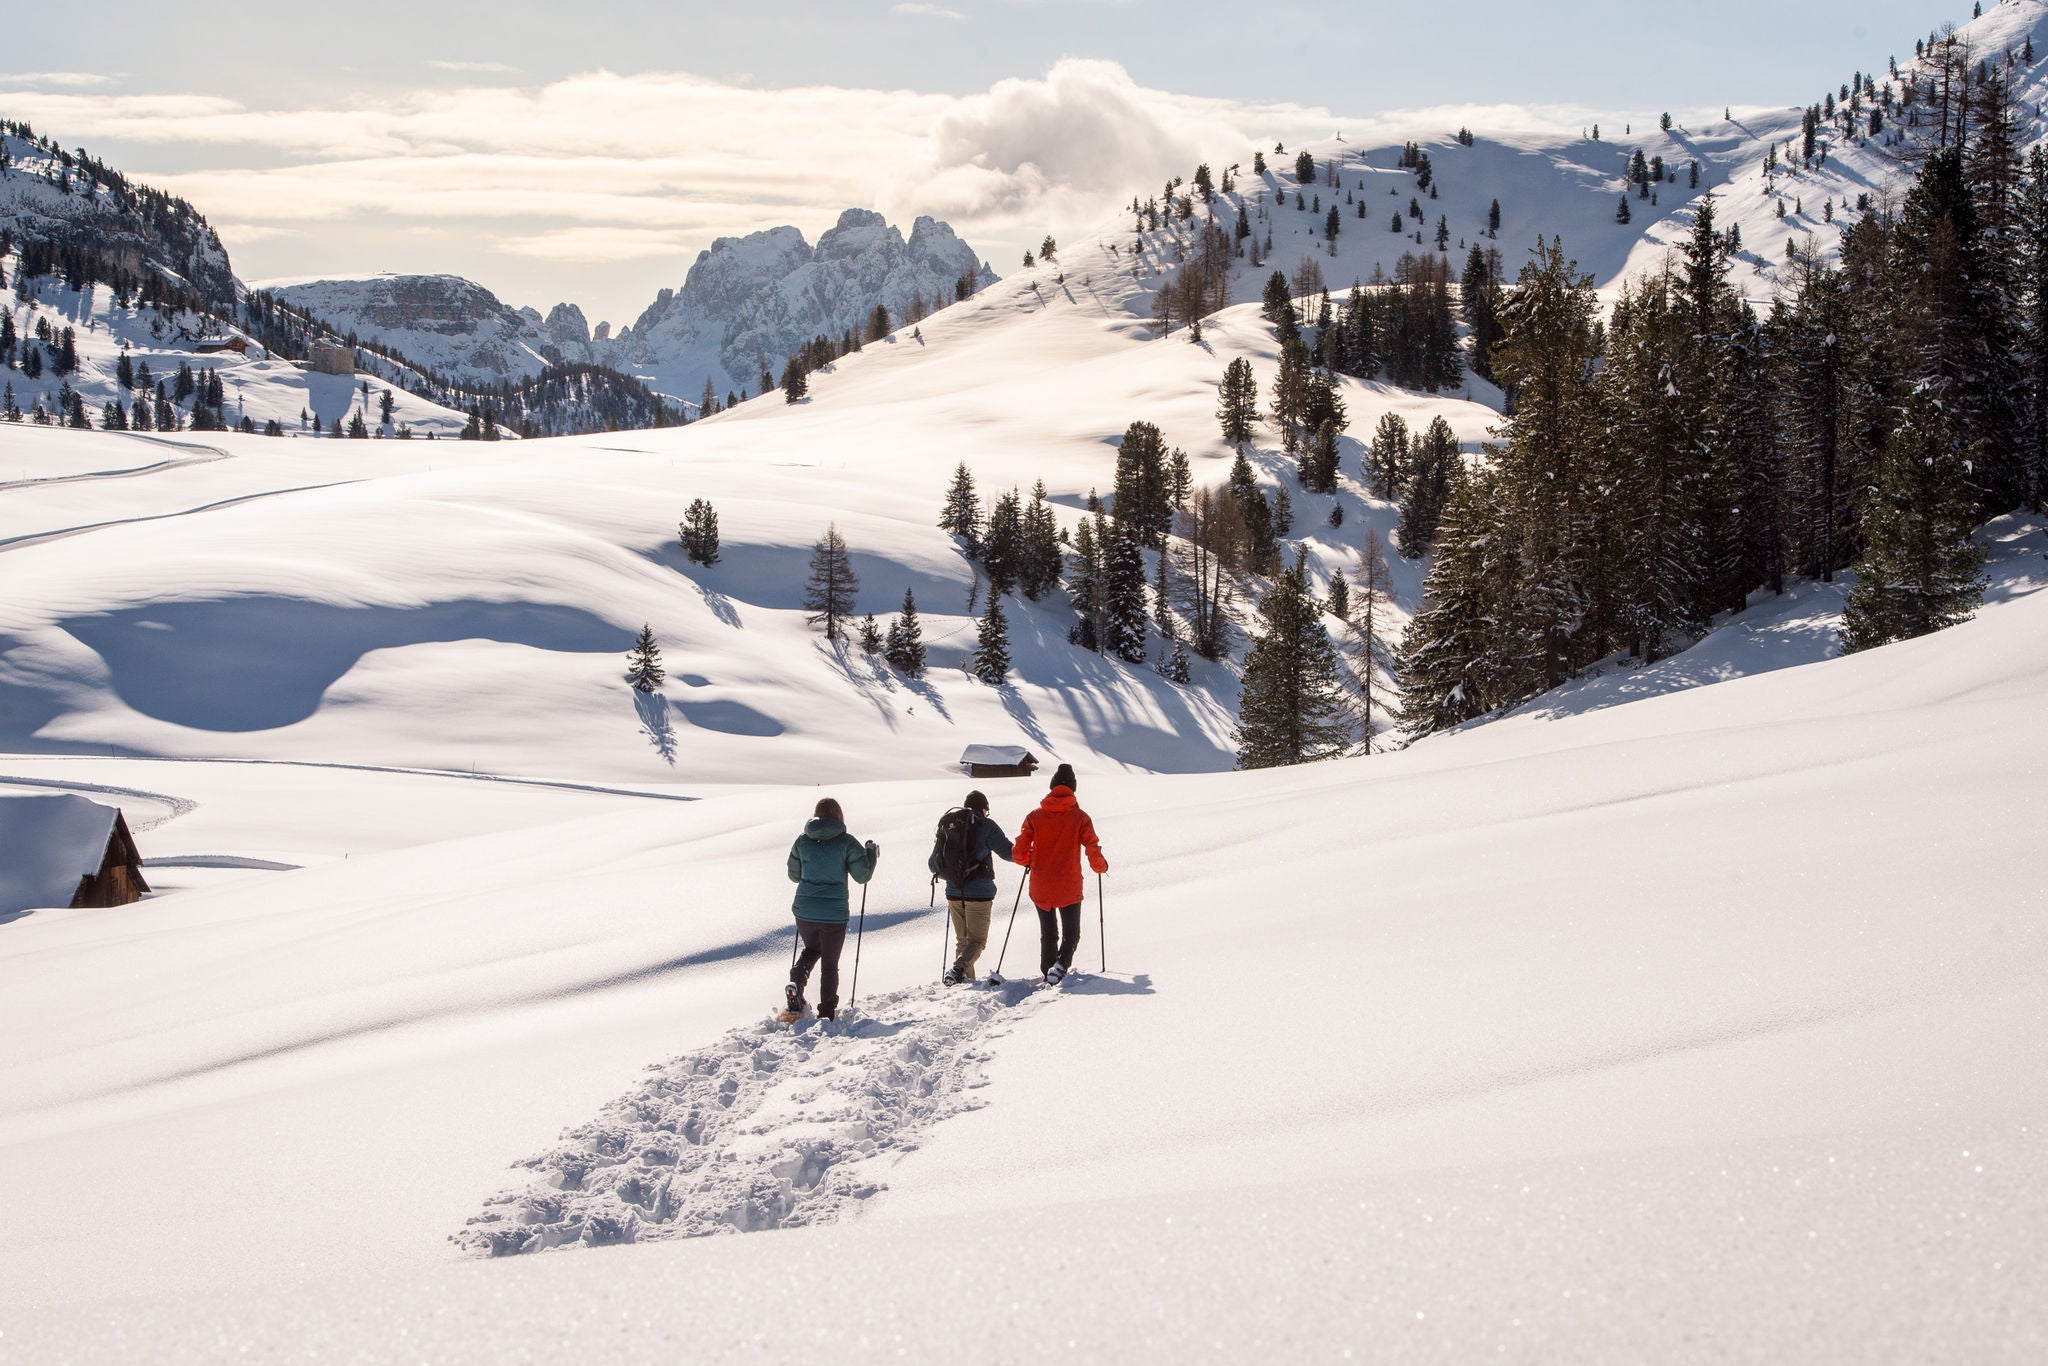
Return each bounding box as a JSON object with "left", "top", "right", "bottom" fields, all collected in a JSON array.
[{"left": 865, "top": 839, "right": 879, "bottom": 859}]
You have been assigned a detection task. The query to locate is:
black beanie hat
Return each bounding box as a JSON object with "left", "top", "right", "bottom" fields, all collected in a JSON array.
[
  {"left": 965, "top": 789, "right": 989, "bottom": 812},
  {"left": 1050, "top": 762, "right": 1077, "bottom": 791}
]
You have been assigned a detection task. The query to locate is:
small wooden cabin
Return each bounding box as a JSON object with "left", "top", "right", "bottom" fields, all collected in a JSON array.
[
  {"left": 0, "top": 795, "right": 149, "bottom": 915},
  {"left": 960, "top": 744, "right": 1039, "bottom": 779},
  {"left": 194, "top": 336, "right": 251, "bottom": 356}
]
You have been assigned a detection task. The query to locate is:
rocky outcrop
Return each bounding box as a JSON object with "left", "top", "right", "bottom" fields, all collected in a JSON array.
[{"left": 257, "top": 274, "right": 562, "bottom": 386}]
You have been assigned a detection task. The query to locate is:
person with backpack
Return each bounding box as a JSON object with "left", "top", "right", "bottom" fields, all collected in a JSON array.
[
  {"left": 928, "top": 790, "right": 1016, "bottom": 985},
  {"left": 784, "top": 796, "right": 878, "bottom": 1021},
  {"left": 1011, "top": 763, "right": 1108, "bottom": 985}
]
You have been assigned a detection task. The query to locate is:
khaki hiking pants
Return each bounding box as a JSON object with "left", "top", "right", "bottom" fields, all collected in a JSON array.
[{"left": 948, "top": 898, "right": 993, "bottom": 978}]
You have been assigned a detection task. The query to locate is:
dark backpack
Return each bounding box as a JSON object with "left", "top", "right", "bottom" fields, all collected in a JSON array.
[{"left": 932, "top": 807, "right": 988, "bottom": 887}]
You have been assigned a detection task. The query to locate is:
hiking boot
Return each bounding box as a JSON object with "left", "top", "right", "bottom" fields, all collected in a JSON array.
[
  {"left": 817, "top": 1004, "right": 837, "bottom": 1021},
  {"left": 1044, "top": 963, "right": 1066, "bottom": 986},
  {"left": 784, "top": 984, "right": 803, "bottom": 1015},
  {"left": 942, "top": 966, "right": 963, "bottom": 986}
]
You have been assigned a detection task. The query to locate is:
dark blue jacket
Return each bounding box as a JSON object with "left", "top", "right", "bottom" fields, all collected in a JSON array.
[
  {"left": 787, "top": 817, "right": 876, "bottom": 923},
  {"left": 927, "top": 812, "right": 1015, "bottom": 902}
]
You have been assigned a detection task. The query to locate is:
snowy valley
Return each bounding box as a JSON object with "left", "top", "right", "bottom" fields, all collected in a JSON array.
[{"left": 4, "top": 3, "right": 2048, "bottom": 1363}]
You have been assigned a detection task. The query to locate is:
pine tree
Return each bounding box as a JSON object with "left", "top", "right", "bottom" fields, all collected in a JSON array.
[
  {"left": 680, "top": 498, "right": 721, "bottom": 565},
  {"left": 1301, "top": 418, "right": 1341, "bottom": 494},
  {"left": 1113, "top": 420, "right": 1173, "bottom": 547},
  {"left": 1368, "top": 412, "right": 1410, "bottom": 500},
  {"left": 973, "top": 596, "right": 1011, "bottom": 684},
  {"left": 1020, "top": 480, "right": 1063, "bottom": 599},
  {"left": 1235, "top": 563, "right": 1352, "bottom": 768},
  {"left": 782, "top": 355, "right": 808, "bottom": 403},
  {"left": 625, "top": 625, "right": 665, "bottom": 693},
  {"left": 1397, "top": 464, "right": 1516, "bottom": 735},
  {"left": 1840, "top": 387, "right": 1986, "bottom": 651},
  {"left": 884, "top": 588, "right": 927, "bottom": 676},
  {"left": 1326, "top": 568, "right": 1350, "bottom": 619},
  {"left": 939, "top": 462, "right": 981, "bottom": 548},
  {"left": 1217, "top": 357, "right": 1259, "bottom": 447},
  {"left": 982, "top": 488, "right": 1024, "bottom": 595},
  {"left": 1397, "top": 417, "right": 1456, "bottom": 555},
  {"left": 803, "top": 523, "right": 859, "bottom": 640},
  {"left": 858, "top": 613, "right": 883, "bottom": 653},
  {"left": 1101, "top": 519, "right": 1149, "bottom": 661}
]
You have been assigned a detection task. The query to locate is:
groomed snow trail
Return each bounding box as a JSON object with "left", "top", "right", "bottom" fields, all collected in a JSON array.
[{"left": 457, "top": 977, "right": 1056, "bottom": 1255}]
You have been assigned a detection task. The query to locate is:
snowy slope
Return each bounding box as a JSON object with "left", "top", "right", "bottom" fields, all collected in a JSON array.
[
  {"left": 3, "top": 246, "right": 480, "bottom": 438},
  {"left": 1, "top": 523, "right": 2042, "bottom": 1361}
]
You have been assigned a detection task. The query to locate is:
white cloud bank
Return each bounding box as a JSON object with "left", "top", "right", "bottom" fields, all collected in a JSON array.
[{"left": 0, "top": 62, "right": 1585, "bottom": 316}]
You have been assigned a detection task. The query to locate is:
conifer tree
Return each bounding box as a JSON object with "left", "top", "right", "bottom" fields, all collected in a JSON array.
[
  {"left": 1397, "top": 417, "right": 1456, "bottom": 555},
  {"left": 680, "top": 498, "right": 721, "bottom": 565},
  {"left": 1326, "top": 567, "right": 1350, "bottom": 619},
  {"left": 1397, "top": 464, "right": 1516, "bottom": 735},
  {"left": 1367, "top": 412, "right": 1410, "bottom": 500},
  {"left": 1101, "top": 519, "right": 1149, "bottom": 661},
  {"left": 973, "top": 596, "right": 1011, "bottom": 684},
  {"left": 982, "top": 488, "right": 1024, "bottom": 595},
  {"left": 885, "top": 588, "right": 927, "bottom": 676},
  {"left": 803, "top": 523, "right": 859, "bottom": 640},
  {"left": 1217, "top": 357, "right": 1258, "bottom": 447},
  {"left": 1235, "top": 563, "right": 1351, "bottom": 768},
  {"left": 1020, "top": 481, "right": 1063, "bottom": 599},
  {"left": 625, "top": 625, "right": 665, "bottom": 693},
  {"left": 1112, "top": 420, "right": 1173, "bottom": 547},
  {"left": 1068, "top": 513, "right": 1104, "bottom": 652},
  {"left": 782, "top": 355, "right": 808, "bottom": 403},
  {"left": 1301, "top": 418, "right": 1341, "bottom": 494},
  {"left": 1840, "top": 388, "right": 1986, "bottom": 651},
  {"left": 939, "top": 462, "right": 981, "bottom": 548},
  {"left": 858, "top": 613, "right": 883, "bottom": 653}
]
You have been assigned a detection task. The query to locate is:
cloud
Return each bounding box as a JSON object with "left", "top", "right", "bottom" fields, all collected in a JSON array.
[
  {"left": 0, "top": 71, "right": 115, "bottom": 88},
  {"left": 4, "top": 60, "right": 1371, "bottom": 315},
  {"left": 893, "top": 3, "right": 967, "bottom": 17},
  {"left": 425, "top": 60, "right": 520, "bottom": 74}
]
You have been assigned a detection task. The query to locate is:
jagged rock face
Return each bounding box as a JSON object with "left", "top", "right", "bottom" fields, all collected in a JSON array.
[
  {"left": 544, "top": 302, "right": 590, "bottom": 349},
  {"left": 262, "top": 274, "right": 568, "bottom": 386},
  {"left": 260, "top": 210, "right": 994, "bottom": 401},
  {"left": 611, "top": 209, "right": 997, "bottom": 402}
]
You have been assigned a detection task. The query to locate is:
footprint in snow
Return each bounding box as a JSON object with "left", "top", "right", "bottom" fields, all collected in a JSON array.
[{"left": 455, "top": 977, "right": 1055, "bottom": 1255}]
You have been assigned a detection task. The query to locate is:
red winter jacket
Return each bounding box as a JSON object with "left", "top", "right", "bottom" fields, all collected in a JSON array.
[{"left": 1012, "top": 786, "right": 1108, "bottom": 909}]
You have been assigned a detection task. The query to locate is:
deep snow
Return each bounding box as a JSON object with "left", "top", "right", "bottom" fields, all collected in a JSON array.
[{"left": 6, "top": 9, "right": 2048, "bottom": 1359}]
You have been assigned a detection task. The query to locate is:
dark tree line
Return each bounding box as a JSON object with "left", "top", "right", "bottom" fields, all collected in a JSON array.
[{"left": 1402, "top": 117, "right": 2026, "bottom": 734}]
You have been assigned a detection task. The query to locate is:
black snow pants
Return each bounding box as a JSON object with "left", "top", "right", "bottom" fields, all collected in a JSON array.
[
  {"left": 1037, "top": 903, "right": 1082, "bottom": 974},
  {"left": 791, "top": 919, "right": 848, "bottom": 1015}
]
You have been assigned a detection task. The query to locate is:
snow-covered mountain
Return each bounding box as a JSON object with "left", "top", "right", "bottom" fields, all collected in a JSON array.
[
  {"left": 6, "top": 6, "right": 2048, "bottom": 1361},
  {"left": 0, "top": 127, "right": 235, "bottom": 309},
  {"left": 255, "top": 209, "right": 997, "bottom": 407},
  {"left": 254, "top": 273, "right": 559, "bottom": 388},
  {"left": 607, "top": 209, "right": 997, "bottom": 404}
]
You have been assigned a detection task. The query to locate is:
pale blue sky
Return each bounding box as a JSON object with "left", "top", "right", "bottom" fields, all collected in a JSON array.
[{"left": 0, "top": 0, "right": 1973, "bottom": 323}]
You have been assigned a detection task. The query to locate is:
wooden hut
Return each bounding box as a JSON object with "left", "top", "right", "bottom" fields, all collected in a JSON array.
[
  {"left": 0, "top": 795, "right": 149, "bottom": 915},
  {"left": 959, "top": 744, "right": 1040, "bottom": 779}
]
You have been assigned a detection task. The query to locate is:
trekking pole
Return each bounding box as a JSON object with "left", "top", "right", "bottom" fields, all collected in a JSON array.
[
  {"left": 937, "top": 879, "right": 950, "bottom": 981},
  {"left": 1097, "top": 871, "right": 1106, "bottom": 973},
  {"left": 990, "top": 877, "right": 1026, "bottom": 983},
  {"left": 848, "top": 880, "right": 869, "bottom": 1014}
]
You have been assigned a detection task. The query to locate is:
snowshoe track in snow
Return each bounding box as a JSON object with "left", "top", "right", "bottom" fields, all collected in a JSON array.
[{"left": 456, "top": 978, "right": 1049, "bottom": 1255}]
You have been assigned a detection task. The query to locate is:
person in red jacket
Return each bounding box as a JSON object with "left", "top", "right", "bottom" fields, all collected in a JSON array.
[{"left": 1011, "top": 762, "right": 1109, "bottom": 984}]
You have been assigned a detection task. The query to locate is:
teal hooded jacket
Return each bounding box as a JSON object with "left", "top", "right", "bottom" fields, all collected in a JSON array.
[{"left": 787, "top": 816, "right": 877, "bottom": 923}]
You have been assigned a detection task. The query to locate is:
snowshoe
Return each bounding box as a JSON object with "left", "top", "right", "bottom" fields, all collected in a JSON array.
[{"left": 942, "top": 966, "right": 963, "bottom": 987}]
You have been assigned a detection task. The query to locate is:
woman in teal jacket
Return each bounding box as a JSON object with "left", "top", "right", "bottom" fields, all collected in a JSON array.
[{"left": 784, "top": 796, "right": 878, "bottom": 1020}]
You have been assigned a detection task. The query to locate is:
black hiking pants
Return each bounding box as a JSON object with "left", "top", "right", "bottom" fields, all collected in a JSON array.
[
  {"left": 791, "top": 918, "right": 848, "bottom": 1014},
  {"left": 1037, "top": 903, "right": 1082, "bottom": 974}
]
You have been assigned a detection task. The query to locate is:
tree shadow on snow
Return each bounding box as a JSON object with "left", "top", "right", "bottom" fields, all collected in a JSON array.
[{"left": 633, "top": 691, "right": 678, "bottom": 765}]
